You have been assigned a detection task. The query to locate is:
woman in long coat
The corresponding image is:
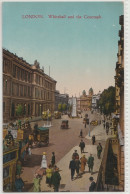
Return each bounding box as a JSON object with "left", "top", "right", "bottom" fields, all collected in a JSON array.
[
  {"left": 80, "top": 155, "right": 87, "bottom": 173},
  {"left": 33, "top": 174, "right": 40, "bottom": 192}
]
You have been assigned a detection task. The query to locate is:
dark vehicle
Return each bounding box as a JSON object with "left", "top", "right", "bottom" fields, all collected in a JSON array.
[
  {"left": 61, "top": 120, "right": 69, "bottom": 129},
  {"left": 33, "top": 126, "right": 49, "bottom": 147}
]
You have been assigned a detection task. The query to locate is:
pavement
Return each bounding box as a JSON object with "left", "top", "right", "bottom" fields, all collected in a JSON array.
[{"left": 40, "top": 123, "right": 114, "bottom": 192}]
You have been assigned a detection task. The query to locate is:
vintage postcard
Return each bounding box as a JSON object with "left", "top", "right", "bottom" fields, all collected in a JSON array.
[{"left": 2, "top": 0, "right": 129, "bottom": 192}]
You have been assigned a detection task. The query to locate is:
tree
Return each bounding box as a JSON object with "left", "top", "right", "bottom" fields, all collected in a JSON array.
[
  {"left": 62, "top": 103, "right": 67, "bottom": 111},
  {"left": 98, "top": 86, "right": 116, "bottom": 115},
  {"left": 16, "top": 104, "right": 23, "bottom": 117},
  {"left": 58, "top": 103, "right": 62, "bottom": 112}
]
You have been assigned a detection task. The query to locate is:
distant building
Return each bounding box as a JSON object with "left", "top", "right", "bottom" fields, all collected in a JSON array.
[
  {"left": 54, "top": 90, "right": 69, "bottom": 111},
  {"left": 92, "top": 92, "right": 101, "bottom": 109},
  {"left": 78, "top": 88, "right": 94, "bottom": 111},
  {"left": 3, "top": 49, "right": 57, "bottom": 122}
]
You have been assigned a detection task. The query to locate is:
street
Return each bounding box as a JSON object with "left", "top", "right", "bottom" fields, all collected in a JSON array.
[{"left": 21, "top": 111, "right": 108, "bottom": 191}]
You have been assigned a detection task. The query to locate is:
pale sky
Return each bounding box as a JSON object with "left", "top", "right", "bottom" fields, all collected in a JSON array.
[{"left": 2, "top": 2, "right": 123, "bottom": 96}]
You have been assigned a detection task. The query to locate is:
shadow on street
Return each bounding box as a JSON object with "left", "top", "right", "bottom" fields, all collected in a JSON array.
[{"left": 23, "top": 154, "right": 42, "bottom": 167}]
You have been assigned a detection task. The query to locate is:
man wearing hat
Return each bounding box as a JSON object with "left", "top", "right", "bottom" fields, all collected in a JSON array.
[
  {"left": 89, "top": 177, "right": 96, "bottom": 191},
  {"left": 51, "top": 152, "right": 55, "bottom": 167},
  {"left": 87, "top": 154, "right": 94, "bottom": 174},
  {"left": 79, "top": 139, "right": 85, "bottom": 153},
  {"left": 72, "top": 150, "right": 79, "bottom": 160},
  {"left": 51, "top": 167, "right": 61, "bottom": 192},
  {"left": 69, "top": 156, "right": 76, "bottom": 180},
  {"left": 41, "top": 152, "right": 47, "bottom": 169}
]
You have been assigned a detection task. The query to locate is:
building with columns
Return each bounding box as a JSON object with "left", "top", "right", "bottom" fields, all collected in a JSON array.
[
  {"left": 3, "top": 49, "right": 57, "bottom": 122},
  {"left": 78, "top": 88, "right": 94, "bottom": 111}
]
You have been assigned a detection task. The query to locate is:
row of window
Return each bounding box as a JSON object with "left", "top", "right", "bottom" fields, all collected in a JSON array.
[
  {"left": 3, "top": 58, "right": 12, "bottom": 74},
  {"left": 35, "top": 88, "right": 53, "bottom": 100},
  {"left": 35, "top": 74, "right": 53, "bottom": 90},
  {"left": 13, "top": 65, "right": 31, "bottom": 83},
  {"left": 3, "top": 101, "right": 53, "bottom": 116},
  {"left": 12, "top": 84, "right": 32, "bottom": 97}
]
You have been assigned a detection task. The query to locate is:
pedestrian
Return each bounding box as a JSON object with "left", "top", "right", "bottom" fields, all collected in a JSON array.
[
  {"left": 33, "top": 174, "right": 41, "bottom": 192},
  {"left": 34, "top": 123, "right": 38, "bottom": 142},
  {"left": 106, "top": 122, "right": 109, "bottom": 129},
  {"left": 16, "top": 160, "right": 22, "bottom": 176},
  {"left": 41, "top": 152, "right": 47, "bottom": 169},
  {"left": 15, "top": 175, "right": 24, "bottom": 192},
  {"left": 72, "top": 150, "right": 79, "bottom": 160},
  {"left": 92, "top": 135, "right": 95, "bottom": 145},
  {"left": 28, "top": 145, "right": 32, "bottom": 156},
  {"left": 80, "top": 155, "right": 87, "bottom": 174},
  {"left": 97, "top": 143, "right": 103, "bottom": 159},
  {"left": 87, "top": 154, "right": 94, "bottom": 174},
  {"left": 106, "top": 122, "right": 109, "bottom": 135},
  {"left": 69, "top": 156, "right": 76, "bottom": 180},
  {"left": 103, "top": 121, "right": 105, "bottom": 129},
  {"left": 79, "top": 129, "right": 83, "bottom": 137},
  {"left": 89, "top": 177, "right": 96, "bottom": 192},
  {"left": 51, "top": 152, "right": 55, "bottom": 167},
  {"left": 51, "top": 167, "right": 61, "bottom": 192},
  {"left": 46, "top": 164, "right": 53, "bottom": 187},
  {"left": 79, "top": 139, "right": 85, "bottom": 153},
  {"left": 75, "top": 156, "right": 81, "bottom": 177}
]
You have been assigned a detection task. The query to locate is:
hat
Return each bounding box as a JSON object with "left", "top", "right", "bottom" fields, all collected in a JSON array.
[
  {"left": 89, "top": 177, "right": 94, "bottom": 181},
  {"left": 55, "top": 167, "right": 59, "bottom": 171},
  {"left": 43, "top": 152, "right": 46, "bottom": 155}
]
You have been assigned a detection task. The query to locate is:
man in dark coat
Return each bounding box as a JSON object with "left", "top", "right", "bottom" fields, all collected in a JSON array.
[
  {"left": 72, "top": 150, "right": 79, "bottom": 160},
  {"left": 87, "top": 154, "right": 94, "bottom": 174},
  {"left": 106, "top": 122, "right": 109, "bottom": 135},
  {"left": 97, "top": 143, "right": 103, "bottom": 159},
  {"left": 103, "top": 121, "right": 105, "bottom": 129},
  {"left": 75, "top": 156, "right": 81, "bottom": 177},
  {"left": 89, "top": 177, "right": 96, "bottom": 191},
  {"left": 51, "top": 168, "right": 61, "bottom": 192},
  {"left": 79, "top": 130, "right": 83, "bottom": 138},
  {"left": 92, "top": 135, "right": 95, "bottom": 145},
  {"left": 79, "top": 140, "right": 85, "bottom": 153},
  {"left": 51, "top": 152, "right": 55, "bottom": 167},
  {"left": 15, "top": 175, "right": 24, "bottom": 192},
  {"left": 69, "top": 157, "right": 76, "bottom": 180}
]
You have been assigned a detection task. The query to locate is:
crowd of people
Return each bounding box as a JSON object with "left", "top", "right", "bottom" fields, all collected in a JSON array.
[
  {"left": 69, "top": 149, "right": 96, "bottom": 191},
  {"left": 14, "top": 112, "right": 112, "bottom": 192},
  {"left": 33, "top": 152, "right": 61, "bottom": 192}
]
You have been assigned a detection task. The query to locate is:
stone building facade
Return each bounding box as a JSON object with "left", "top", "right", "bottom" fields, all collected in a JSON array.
[
  {"left": 3, "top": 49, "right": 57, "bottom": 122},
  {"left": 92, "top": 91, "right": 101, "bottom": 109},
  {"left": 54, "top": 90, "right": 69, "bottom": 111},
  {"left": 79, "top": 88, "right": 93, "bottom": 111},
  {"left": 115, "top": 15, "right": 124, "bottom": 191}
]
